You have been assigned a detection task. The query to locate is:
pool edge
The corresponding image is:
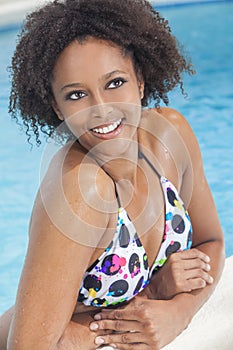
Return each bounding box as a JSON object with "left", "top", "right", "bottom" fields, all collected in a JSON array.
[{"left": 0, "top": 0, "right": 232, "bottom": 28}]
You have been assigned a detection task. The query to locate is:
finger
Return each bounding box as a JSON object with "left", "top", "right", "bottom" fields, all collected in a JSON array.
[
  {"left": 90, "top": 319, "right": 141, "bottom": 333},
  {"left": 185, "top": 277, "right": 208, "bottom": 291},
  {"left": 184, "top": 269, "right": 214, "bottom": 285},
  {"left": 109, "top": 342, "right": 149, "bottom": 349},
  {"left": 182, "top": 275, "right": 214, "bottom": 292},
  {"left": 172, "top": 248, "right": 210, "bottom": 263},
  {"left": 179, "top": 258, "right": 211, "bottom": 272},
  {"left": 94, "top": 308, "right": 141, "bottom": 322},
  {"left": 94, "top": 332, "right": 148, "bottom": 348}
]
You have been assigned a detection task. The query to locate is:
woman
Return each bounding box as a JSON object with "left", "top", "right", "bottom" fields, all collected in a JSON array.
[{"left": 0, "top": 0, "right": 225, "bottom": 349}]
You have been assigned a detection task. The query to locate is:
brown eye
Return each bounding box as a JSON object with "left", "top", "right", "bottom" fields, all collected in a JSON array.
[
  {"left": 66, "top": 91, "right": 86, "bottom": 100},
  {"left": 107, "top": 78, "right": 127, "bottom": 89}
]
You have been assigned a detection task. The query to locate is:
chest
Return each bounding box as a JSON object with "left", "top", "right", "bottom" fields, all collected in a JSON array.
[
  {"left": 78, "top": 175, "right": 192, "bottom": 308},
  {"left": 91, "top": 170, "right": 180, "bottom": 270}
]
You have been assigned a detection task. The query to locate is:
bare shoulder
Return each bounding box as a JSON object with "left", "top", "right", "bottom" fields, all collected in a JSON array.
[
  {"left": 33, "top": 141, "right": 113, "bottom": 246},
  {"left": 142, "top": 107, "right": 195, "bottom": 138},
  {"left": 159, "top": 107, "right": 197, "bottom": 142},
  {"left": 141, "top": 107, "right": 201, "bottom": 160},
  {"left": 55, "top": 142, "right": 114, "bottom": 203}
]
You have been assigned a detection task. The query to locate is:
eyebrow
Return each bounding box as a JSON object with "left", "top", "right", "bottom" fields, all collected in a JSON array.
[
  {"left": 60, "top": 82, "right": 82, "bottom": 92},
  {"left": 104, "top": 70, "right": 127, "bottom": 80},
  {"left": 60, "top": 70, "right": 127, "bottom": 92}
]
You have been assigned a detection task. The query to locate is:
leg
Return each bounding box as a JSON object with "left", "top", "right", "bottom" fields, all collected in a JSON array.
[{"left": 0, "top": 306, "right": 14, "bottom": 350}]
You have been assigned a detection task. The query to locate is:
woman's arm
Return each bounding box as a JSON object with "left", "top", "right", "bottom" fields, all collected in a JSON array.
[
  {"left": 7, "top": 148, "right": 112, "bottom": 350},
  {"left": 143, "top": 248, "right": 215, "bottom": 300},
  {"left": 148, "top": 107, "right": 225, "bottom": 302},
  {"left": 139, "top": 107, "right": 225, "bottom": 310},
  {"left": 165, "top": 107, "right": 225, "bottom": 316}
]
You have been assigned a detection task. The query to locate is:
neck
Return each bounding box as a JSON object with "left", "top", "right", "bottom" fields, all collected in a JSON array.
[{"left": 101, "top": 140, "right": 139, "bottom": 186}]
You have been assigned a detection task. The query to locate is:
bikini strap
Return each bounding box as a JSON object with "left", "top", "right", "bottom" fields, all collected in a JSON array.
[
  {"left": 113, "top": 179, "right": 122, "bottom": 208},
  {"left": 138, "top": 148, "right": 161, "bottom": 178},
  {"left": 102, "top": 169, "right": 122, "bottom": 208}
]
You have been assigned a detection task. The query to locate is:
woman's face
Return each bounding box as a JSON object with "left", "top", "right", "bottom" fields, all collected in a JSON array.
[{"left": 51, "top": 37, "right": 144, "bottom": 157}]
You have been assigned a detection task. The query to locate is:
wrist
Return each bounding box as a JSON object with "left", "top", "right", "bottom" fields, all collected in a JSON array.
[
  {"left": 147, "top": 275, "right": 162, "bottom": 300},
  {"left": 172, "top": 293, "right": 197, "bottom": 326},
  {"left": 143, "top": 283, "right": 159, "bottom": 300}
]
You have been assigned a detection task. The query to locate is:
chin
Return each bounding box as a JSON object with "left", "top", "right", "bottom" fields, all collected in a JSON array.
[{"left": 85, "top": 137, "right": 135, "bottom": 163}]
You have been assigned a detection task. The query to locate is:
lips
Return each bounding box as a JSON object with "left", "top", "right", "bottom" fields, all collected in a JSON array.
[
  {"left": 90, "top": 118, "right": 124, "bottom": 139},
  {"left": 91, "top": 119, "right": 122, "bottom": 134}
]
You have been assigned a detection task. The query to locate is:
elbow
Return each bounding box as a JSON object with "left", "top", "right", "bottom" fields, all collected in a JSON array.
[
  {"left": 7, "top": 333, "right": 60, "bottom": 350},
  {"left": 7, "top": 314, "right": 66, "bottom": 350}
]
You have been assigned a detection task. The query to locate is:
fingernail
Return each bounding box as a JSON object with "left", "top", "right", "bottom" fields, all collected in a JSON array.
[
  {"left": 205, "top": 256, "right": 210, "bottom": 263},
  {"left": 209, "top": 276, "right": 214, "bottom": 283},
  {"left": 202, "top": 280, "right": 206, "bottom": 287},
  {"left": 110, "top": 344, "right": 117, "bottom": 348},
  {"left": 206, "top": 264, "right": 211, "bottom": 271},
  {"left": 95, "top": 337, "right": 105, "bottom": 345},
  {"left": 94, "top": 313, "right": 102, "bottom": 320},
  {"left": 90, "top": 322, "right": 99, "bottom": 331}
]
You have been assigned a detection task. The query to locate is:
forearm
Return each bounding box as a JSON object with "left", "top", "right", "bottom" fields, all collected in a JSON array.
[
  {"left": 7, "top": 315, "right": 95, "bottom": 350},
  {"left": 7, "top": 322, "right": 75, "bottom": 350},
  {"left": 173, "top": 240, "right": 225, "bottom": 324},
  {"left": 146, "top": 239, "right": 225, "bottom": 323}
]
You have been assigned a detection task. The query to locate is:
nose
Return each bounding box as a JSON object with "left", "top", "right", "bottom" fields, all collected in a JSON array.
[
  {"left": 90, "top": 93, "right": 114, "bottom": 119},
  {"left": 91, "top": 102, "right": 114, "bottom": 119}
]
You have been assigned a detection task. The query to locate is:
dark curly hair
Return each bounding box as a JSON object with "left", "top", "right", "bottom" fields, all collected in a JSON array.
[{"left": 9, "top": 0, "right": 194, "bottom": 146}]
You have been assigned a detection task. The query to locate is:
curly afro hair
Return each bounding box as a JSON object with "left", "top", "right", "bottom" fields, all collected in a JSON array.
[{"left": 9, "top": 0, "right": 195, "bottom": 146}]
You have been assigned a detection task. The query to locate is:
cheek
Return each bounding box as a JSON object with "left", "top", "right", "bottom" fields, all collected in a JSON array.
[
  {"left": 127, "top": 87, "right": 143, "bottom": 107},
  {"left": 62, "top": 104, "right": 84, "bottom": 119},
  {"left": 63, "top": 113, "right": 88, "bottom": 138},
  {"left": 107, "top": 80, "right": 141, "bottom": 105},
  {"left": 123, "top": 82, "right": 142, "bottom": 103},
  {"left": 120, "top": 102, "right": 142, "bottom": 128}
]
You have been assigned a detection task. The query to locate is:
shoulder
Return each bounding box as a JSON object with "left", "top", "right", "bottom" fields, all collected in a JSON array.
[
  {"left": 139, "top": 107, "right": 204, "bottom": 197},
  {"left": 43, "top": 141, "right": 114, "bottom": 204},
  {"left": 60, "top": 142, "right": 114, "bottom": 202},
  {"left": 158, "top": 107, "right": 198, "bottom": 145},
  {"left": 32, "top": 141, "right": 115, "bottom": 246},
  {"left": 140, "top": 107, "right": 201, "bottom": 163},
  {"left": 141, "top": 107, "right": 195, "bottom": 138}
]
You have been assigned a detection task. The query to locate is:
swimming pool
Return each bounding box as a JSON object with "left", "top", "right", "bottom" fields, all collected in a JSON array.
[{"left": 0, "top": 1, "right": 232, "bottom": 314}]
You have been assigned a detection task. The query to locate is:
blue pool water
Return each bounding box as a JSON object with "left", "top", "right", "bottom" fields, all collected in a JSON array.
[{"left": 0, "top": 1, "right": 233, "bottom": 314}]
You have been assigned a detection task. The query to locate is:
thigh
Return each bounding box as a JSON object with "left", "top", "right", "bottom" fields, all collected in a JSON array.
[{"left": 0, "top": 305, "right": 14, "bottom": 350}]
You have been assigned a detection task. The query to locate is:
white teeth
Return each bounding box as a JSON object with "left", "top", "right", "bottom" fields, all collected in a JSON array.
[{"left": 92, "top": 119, "right": 121, "bottom": 134}]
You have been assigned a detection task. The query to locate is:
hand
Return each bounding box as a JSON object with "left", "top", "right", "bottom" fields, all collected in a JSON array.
[
  {"left": 89, "top": 297, "right": 188, "bottom": 349},
  {"left": 148, "top": 248, "right": 214, "bottom": 300},
  {"left": 57, "top": 312, "right": 111, "bottom": 350}
]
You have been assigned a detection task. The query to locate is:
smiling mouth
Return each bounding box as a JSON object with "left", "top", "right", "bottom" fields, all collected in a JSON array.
[{"left": 91, "top": 119, "right": 122, "bottom": 134}]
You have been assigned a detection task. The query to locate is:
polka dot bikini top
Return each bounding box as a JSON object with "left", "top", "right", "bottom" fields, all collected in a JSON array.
[{"left": 78, "top": 150, "right": 192, "bottom": 308}]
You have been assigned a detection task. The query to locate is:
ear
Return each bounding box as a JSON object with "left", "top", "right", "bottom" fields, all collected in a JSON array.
[
  {"left": 138, "top": 80, "right": 145, "bottom": 100},
  {"left": 51, "top": 99, "right": 64, "bottom": 121}
]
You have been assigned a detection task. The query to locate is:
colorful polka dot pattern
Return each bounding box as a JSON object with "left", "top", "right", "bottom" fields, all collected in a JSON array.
[{"left": 78, "top": 176, "right": 192, "bottom": 307}]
